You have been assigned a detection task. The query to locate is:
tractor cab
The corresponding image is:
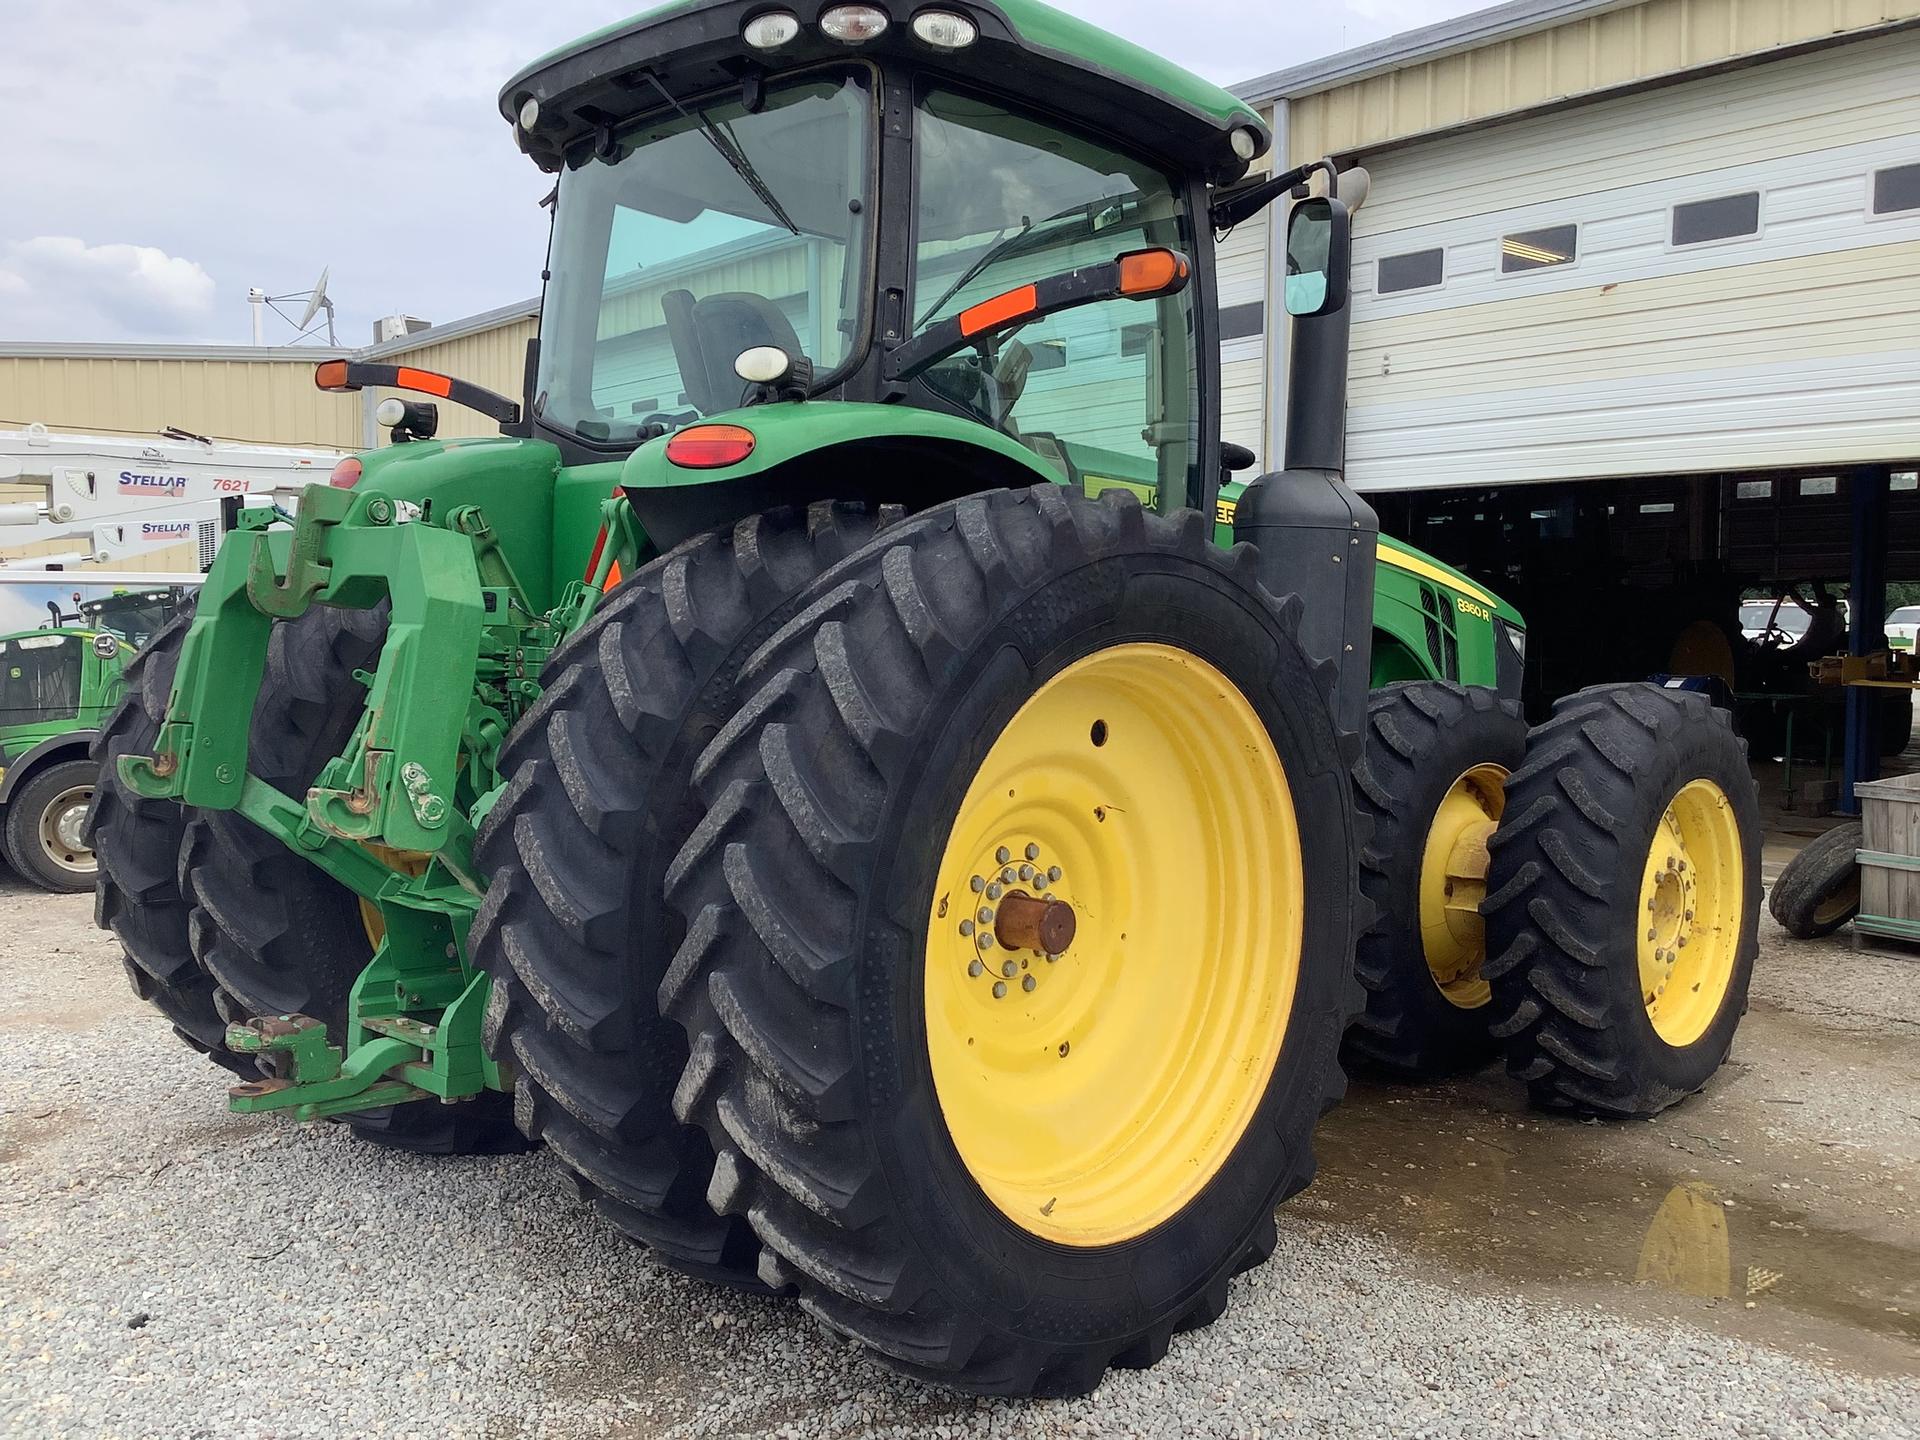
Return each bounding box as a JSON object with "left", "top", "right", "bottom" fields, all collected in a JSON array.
[{"left": 500, "top": 1, "right": 1329, "bottom": 542}]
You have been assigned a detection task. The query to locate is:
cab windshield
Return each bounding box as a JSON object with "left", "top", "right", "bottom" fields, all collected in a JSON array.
[
  {"left": 910, "top": 89, "right": 1199, "bottom": 510},
  {"left": 536, "top": 72, "right": 872, "bottom": 447}
]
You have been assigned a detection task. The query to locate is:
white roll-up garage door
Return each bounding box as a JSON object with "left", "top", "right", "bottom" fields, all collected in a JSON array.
[{"left": 1341, "top": 27, "right": 1920, "bottom": 491}]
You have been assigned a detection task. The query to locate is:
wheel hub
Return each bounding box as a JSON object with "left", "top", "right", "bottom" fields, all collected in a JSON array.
[
  {"left": 1419, "top": 765, "right": 1508, "bottom": 1008},
  {"left": 951, "top": 843, "right": 1075, "bottom": 1000},
  {"left": 37, "top": 786, "right": 95, "bottom": 874},
  {"left": 1636, "top": 779, "right": 1744, "bottom": 1047}
]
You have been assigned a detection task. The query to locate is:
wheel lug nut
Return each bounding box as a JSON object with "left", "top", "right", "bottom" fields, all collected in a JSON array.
[
  {"left": 960, "top": 920, "right": 975, "bottom": 936},
  {"left": 971, "top": 876, "right": 985, "bottom": 894},
  {"left": 1046, "top": 953, "right": 1062, "bottom": 964},
  {"left": 1048, "top": 867, "right": 1062, "bottom": 884},
  {"left": 993, "top": 981, "right": 1008, "bottom": 999},
  {"left": 1002, "top": 960, "right": 1018, "bottom": 978},
  {"left": 978, "top": 907, "right": 994, "bottom": 925},
  {"left": 1003, "top": 868, "right": 1017, "bottom": 884},
  {"left": 968, "top": 959, "right": 985, "bottom": 978},
  {"left": 979, "top": 934, "right": 994, "bottom": 950},
  {"left": 987, "top": 883, "right": 1003, "bottom": 900},
  {"left": 1026, "top": 844, "right": 1041, "bottom": 861},
  {"left": 1020, "top": 864, "right": 1036, "bottom": 881},
  {"left": 1022, "top": 975, "right": 1037, "bottom": 993},
  {"left": 997, "top": 847, "right": 1012, "bottom": 865}
]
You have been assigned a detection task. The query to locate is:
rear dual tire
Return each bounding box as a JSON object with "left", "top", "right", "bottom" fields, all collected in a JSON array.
[{"left": 662, "top": 488, "right": 1361, "bottom": 1396}]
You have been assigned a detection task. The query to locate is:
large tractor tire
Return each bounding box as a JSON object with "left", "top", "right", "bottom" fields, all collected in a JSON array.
[
  {"left": 1767, "top": 822, "right": 1862, "bottom": 940},
  {"left": 88, "top": 606, "right": 247, "bottom": 1074},
  {"left": 1349, "top": 681, "right": 1527, "bottom": 1078},
  {"left": 5, "top": 757, "right": 101, "bottom": 893},
  {"left": 473, "top": 502, "right": 903, "bottom": 1286},
  {"left": 1484, "top": 684, "right": 1761, "bottom": 1118},
  {"left": 179, "top": 604, "right": 524, "bottom": 1156},
  {"left": 663, "top": 488, "right": 1361, "bottom": 1396}
]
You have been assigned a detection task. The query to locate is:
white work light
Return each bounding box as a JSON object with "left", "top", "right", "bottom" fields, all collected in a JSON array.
[
  {"left": 734, "top": 346, "right": 794, "bottom": 384},
  {"left": 1230, "top": 126, "right": 1260, "bottom": 161},
  {"left": 375, "top": 398, "right": 410, "bottom": 429},
  {"left": 820, "top": 5, "right": 890, "bottom": 42},
  {"left": 743, "top": 12, "right": 801, "bottom": 48},
  {"left": 518, "top": 96, "right": 541, "bottom": 130},
  {"left": 911, "top": 10, "right": 978, "bottom": 48}
]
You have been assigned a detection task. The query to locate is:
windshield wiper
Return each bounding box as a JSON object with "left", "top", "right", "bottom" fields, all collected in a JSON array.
[
  {"left": 913, "top": 191, "right": 1148, "bottom": 330},
  {"left": 639, "top": 73, "right": 801, "bottom": 237}
]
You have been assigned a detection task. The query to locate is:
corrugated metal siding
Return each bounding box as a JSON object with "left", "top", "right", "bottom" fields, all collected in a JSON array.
[
  {"left": 1340, "top": 33, "right": 1920, "bottom": 489},
  {"left": 0, "top": 354, "right": 361, "bottom": 449},
  {"left": 1216, "top": 213, "right": 1271, "bottom": 459},
  {"left": 1287, "top": 0, "right": 1920, "bottom": 163}
]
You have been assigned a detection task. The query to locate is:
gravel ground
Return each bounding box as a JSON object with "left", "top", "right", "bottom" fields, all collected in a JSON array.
[{"left": 2, "top": 877, "right": 1916, "bottom": 1439}]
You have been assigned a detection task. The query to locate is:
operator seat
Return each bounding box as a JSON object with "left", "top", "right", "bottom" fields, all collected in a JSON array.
[{"left": 661, "top": 289, "right": 805, "bottom": 414}]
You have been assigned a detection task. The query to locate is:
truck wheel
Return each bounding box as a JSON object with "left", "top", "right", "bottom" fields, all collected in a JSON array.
[
  {"left": 663, "top": 488, "right": 1360, "bottom": 1396},
  {"left": 1349, "top": 681, "right": 1527, "bottom": 1078},
  {"left": 179, "top": 604, "right": 524, "bottom": 1155},
  {"left": 473, "top": 501, "right": 902, "bottom": 1286},
  {"left": 87, "top": 606, "right": 247, "bottom": 1074},
  {"left": 1767, "top": 822, "right": 1862, "bottom": 940},
  {"left": 1484, "top": 684, "right": 1761, "bottom": 1118},
  {"left": 5, "top": 758, "right": 99, "bottom": 893}
]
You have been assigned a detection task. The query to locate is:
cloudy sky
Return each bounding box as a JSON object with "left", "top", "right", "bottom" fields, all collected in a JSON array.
[{"left": 0, "top": 0, "right": 1479, "bottom": 347}]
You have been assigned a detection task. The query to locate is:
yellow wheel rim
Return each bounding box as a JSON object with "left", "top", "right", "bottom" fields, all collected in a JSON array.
[
  {"left": 1417, "top": 765, "right": 1507, "bottom": 1011},
  {"left": 1637, "top": 779, "right": 1745, "bottom": 1047},
  {"left": 924, "top": 643, "right": 1304, "bottom": 1248}
]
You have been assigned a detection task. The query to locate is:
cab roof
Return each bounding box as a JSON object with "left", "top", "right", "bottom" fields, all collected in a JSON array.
[{"left": 500, "top": 0, "right": 1268, "bottom": 183}]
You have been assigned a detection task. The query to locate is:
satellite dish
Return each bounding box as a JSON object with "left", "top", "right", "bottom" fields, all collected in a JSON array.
[{"left": 297, "top": 267, "right": 332, "bottom": 331}]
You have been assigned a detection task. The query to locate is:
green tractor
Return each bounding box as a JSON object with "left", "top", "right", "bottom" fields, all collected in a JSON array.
[
  {"left": 0, "top": 587, "right": 185, "bottom": 891},
  {"left": 94, "top": 0, "right": 1762, "bottom": 1394}
]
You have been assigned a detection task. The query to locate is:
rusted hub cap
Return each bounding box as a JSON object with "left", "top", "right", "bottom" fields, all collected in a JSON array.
[{"left": 994, "top": 890, "right": 1077, "bottom": 955}]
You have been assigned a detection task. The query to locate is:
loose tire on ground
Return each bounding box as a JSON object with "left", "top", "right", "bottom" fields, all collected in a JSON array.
[
  {"left": 1349, "top": 681, "right": 1527, "bottom": 1079},
  {"left": 180, "top": 604, "right": 523, "bottom": 1155},
  {"left": 87, "top": 606, "right": 247, "bottom": 1074},
  {"left": 5, "top": 757, "right": 100, "bottom": 893},
  {"left": 1484, "top": 683, "right": 1761, "bottom": 1118},
  {"left": 472, "top": 501, "right": 903, "bottom": 1286},
  {"left": 663, "top": 487, "right": 1362, "bottom": 1396},
  {"left": 1768, "top": 822, "right": 1862, "bottom": 940}
]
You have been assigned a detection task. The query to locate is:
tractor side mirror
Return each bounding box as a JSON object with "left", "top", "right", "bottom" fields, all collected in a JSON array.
[{"left": 1284, "top": 198, "right": 1351, "bottom": 318}]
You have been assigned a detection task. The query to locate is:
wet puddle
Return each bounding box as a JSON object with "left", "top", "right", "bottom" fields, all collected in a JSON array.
[{"left": 1306, "top": 1077, "right": 1920, "bottom": 1363}]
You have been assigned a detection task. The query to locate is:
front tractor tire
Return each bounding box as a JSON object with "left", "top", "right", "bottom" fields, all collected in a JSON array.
[
  {"left": 472, "top": 501, "right": 903, "bottom": 1287},
  {"left": 663, "top": 488, "right": 1362, "bottom": 1396},
  {"left": 1349, "top": 681, "right": 1527, "bottom": 1079},
  {"left": 5, "top": 757, "right": 101, "bottom": 893},
  {"left": 1484, "top": 684, "right": 1761, "bottom": 1118},
  {"left": 88, "top": 605, "right": 246, "bottom": 1073}
]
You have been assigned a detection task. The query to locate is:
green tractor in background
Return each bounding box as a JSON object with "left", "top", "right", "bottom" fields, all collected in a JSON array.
[
  {"left": 0, "top": 587, "right": 184, "bottom": 891},
  {"left": 93, "top": 0, "right": 1762, "bottom": 1395}
]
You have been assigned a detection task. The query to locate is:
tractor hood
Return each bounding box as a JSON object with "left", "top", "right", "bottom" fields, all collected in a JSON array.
[{"left": 501, "top": 0, "right": 1269, "bottom": 183}]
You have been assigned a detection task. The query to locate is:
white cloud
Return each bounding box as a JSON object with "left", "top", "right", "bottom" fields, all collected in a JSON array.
[{"left": 0, "top": 237, "right": 217, "bottom": 341}]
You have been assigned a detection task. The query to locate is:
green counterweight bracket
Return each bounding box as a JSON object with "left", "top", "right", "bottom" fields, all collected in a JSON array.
[{"left": 119, "top": 482, "right": 486, "bottom": 857}]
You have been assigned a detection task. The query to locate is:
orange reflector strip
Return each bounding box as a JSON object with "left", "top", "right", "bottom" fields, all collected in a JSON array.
[
  {"left": 605, "top": 560, "right": 624, "bottom": 591},
  {"left": 1119, "top": 250, "right": 1188, "bottom": 296},
  {"left": 960, "top": 285, "right": 1038, "bottom": 337},
  {"left": 665, "top": 424, "right": 757, "bottom": 470},
  {"left": 394, "top": 366, "right": 455, "bottom": 398},
  {"left": 315, "top": 360, "right": 351, "bottom": 391}
]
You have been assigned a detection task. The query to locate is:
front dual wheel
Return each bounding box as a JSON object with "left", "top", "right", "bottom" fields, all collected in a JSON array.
[{"left": 662, "top": 488, "right": 1360, "bottom": 1395}]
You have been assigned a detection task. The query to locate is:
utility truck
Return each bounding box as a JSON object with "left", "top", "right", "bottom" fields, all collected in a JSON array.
[{"left": 95, "top": 0, "right": 1762, "bottom": 1396}]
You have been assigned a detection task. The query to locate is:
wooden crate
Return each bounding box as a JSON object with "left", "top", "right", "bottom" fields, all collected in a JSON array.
[{"left": 1856, "top": 772, "right": 1920, "bottom": 949}]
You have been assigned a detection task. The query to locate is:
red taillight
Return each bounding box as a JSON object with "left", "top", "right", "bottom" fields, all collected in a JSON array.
[
  {"left": 665, "top": 424, "right": 756, "bottom": 470},
  {"left": 329, "top": 456, "right": 363, "bottom": 490}
]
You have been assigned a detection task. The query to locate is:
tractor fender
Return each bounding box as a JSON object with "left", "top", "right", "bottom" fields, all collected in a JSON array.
[
  {"left": 0, "top": 731, "right": 98, "bottom": 806},
  {"left": 618, "top": 404, "right": 1065, "bottom": 550}
]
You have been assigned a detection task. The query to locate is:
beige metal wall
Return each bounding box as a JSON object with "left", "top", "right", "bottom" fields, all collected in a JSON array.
[
  {"left": 0, "top": 351, "right": 361, "bottom": 450},
  {"left": 1286, "top": 0, "right": 1920, "bottom": 164}
]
